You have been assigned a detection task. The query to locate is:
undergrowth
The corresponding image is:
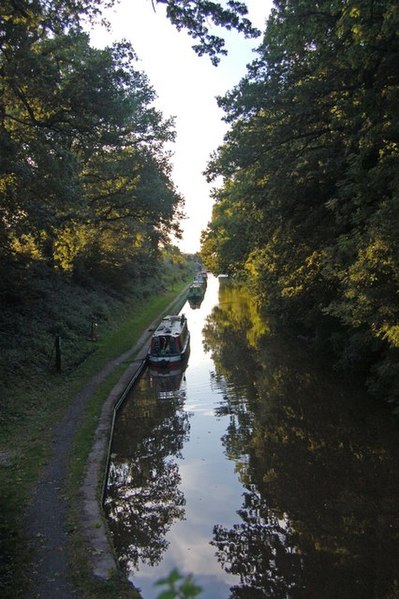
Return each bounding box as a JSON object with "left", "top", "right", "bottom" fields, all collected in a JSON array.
[{"left": 0, "top": 256, "right": 195, "bottom": 599}]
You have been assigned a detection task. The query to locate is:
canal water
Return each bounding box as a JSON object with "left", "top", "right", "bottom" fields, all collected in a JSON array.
[{"left": 104, "top": 275, "right": 399, "bottom": 599}]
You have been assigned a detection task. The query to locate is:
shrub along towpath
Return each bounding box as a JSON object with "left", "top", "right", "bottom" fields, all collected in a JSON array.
[{"left": 23, "top": 286, "right": 189, "bottom": 599}]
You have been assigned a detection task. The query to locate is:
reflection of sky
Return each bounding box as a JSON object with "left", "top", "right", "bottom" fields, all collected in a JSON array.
[
  {"left": 181, "top": 282, "right": 217, "bottom": 368},
  {"left": 130, "top": 276, "right": 245, "bottom": 598}
]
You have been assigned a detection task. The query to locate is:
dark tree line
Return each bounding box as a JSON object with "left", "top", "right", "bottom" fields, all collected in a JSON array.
[{"left": 201, "top": 0, "right": 399, "bottom": 404}]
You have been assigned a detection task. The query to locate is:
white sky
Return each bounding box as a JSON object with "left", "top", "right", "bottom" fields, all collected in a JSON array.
[{"left": 89, "top": 0, "right": 273, "bottom": 253}]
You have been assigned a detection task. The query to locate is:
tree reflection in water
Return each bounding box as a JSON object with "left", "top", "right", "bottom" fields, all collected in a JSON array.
[
  {"left": 104, "top": 370, "right": 191, "bottom": 573},
  {"left": 204, "top": 283, "right": 399, "bottom": 599}
]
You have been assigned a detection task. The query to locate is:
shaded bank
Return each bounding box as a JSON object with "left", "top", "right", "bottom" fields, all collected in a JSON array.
[{"left": 0, "top": 260, "right": 193, "bottom": 599}]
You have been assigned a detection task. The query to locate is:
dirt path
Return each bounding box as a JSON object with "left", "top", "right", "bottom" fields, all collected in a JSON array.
[{"left": 24, "top": 289, "right": 188, "bottom": 598}]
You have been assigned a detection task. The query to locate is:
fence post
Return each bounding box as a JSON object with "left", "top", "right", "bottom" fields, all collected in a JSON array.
[
  {"left": 90, "top": 316, "right": 98, "bottom": 341},
  {"left": 55, "top": 335, "right": 62, "bottom": 373}
]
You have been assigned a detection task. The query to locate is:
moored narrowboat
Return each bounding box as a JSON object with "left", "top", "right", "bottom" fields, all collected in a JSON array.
[
  {"left": 147, "top": 314, "right": 190, "bottom": 365},
  {"left": 187, "top": 282, "right": 204, "bottom": 302}
]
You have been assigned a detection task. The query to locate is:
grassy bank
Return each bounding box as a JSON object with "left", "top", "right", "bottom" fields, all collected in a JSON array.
[{"left": 0, "top": 259, "right": 194, "bottom": 598}]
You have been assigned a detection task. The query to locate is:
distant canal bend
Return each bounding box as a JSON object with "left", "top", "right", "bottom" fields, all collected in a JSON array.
[{"left": 104, "top": 275, "right": 399, "bottom": 599}]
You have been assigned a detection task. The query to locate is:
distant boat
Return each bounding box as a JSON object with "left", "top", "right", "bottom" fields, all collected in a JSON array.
[
  {"left": 187, "top": 282, "right": 204, "bottom": 302},
  {"left": 147, "top": 314, "right": 190, "bottom": 366},
  {"left": 193, "top": 273, "right": 207, "bottom": 288}
]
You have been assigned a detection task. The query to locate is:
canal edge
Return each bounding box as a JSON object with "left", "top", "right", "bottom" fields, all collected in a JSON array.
[{"left": 79, "top": 285, "right": 190, "bottom": 581}]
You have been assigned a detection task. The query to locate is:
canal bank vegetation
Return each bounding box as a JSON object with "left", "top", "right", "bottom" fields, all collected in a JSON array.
[
  {"left": 1, "top": 0, "right": 257, "bottom": 423},
  {"left": 201, "top": 0, "right": 399, "bottom": 408},
  {"left": 0, "top": 0, "right": 261, "bottom": 431},
  {"left": 0, "top": 250, "right": 195, "bottom": 598}
]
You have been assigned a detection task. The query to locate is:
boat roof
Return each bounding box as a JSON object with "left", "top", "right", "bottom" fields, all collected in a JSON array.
[{"left": 153, "top": 314, "right": 186, "bottom": 337}]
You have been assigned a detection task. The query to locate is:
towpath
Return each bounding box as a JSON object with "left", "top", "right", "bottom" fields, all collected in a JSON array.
[{"left": 24, "top": 288, "right": 188, "bottom": 598}]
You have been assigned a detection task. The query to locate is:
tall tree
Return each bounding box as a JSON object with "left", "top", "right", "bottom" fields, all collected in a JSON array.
[
  {"left": 0, "top": 4, "right": 182, "bottom": 294},
  {"left": 202, "top": 0, "right": 399, "bottom": 401}
]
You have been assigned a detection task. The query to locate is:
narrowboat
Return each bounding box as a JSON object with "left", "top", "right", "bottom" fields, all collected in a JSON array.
[
  {"left": 187, "top": 282, "right": 204, "bottom": 302},
  {"left": 194, "top": 273, "right": 207, "bottom": 288},
  {"left": 147, "top": 314, "right": 190, "bottom": 365}
]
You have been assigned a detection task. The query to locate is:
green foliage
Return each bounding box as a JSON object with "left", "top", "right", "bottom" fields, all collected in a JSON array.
[
  {"left": 155, "top": 0, "right": 260, "bottom": 65},
  {"left": 155, "top": 568, "right": 202, "bottom": 599},
  {"left": 0, "top": 0, "right": 264, "bottom": 332},
  {"left": 0, "top": 2, "right": 183, "bottom": 307},
  {"left": 200, "top": 184, "right": 260, "bottom": 275},
  {"left": 201, "top": 0, "right": 399, "bottom": 404},
  {"left": 0, "top": 254, "right": 191, "bottom": 413}
]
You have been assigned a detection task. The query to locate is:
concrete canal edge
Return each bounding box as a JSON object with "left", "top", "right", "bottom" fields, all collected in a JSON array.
[{"left": 80, "top": 286, "right": 190, "bottom": 581}]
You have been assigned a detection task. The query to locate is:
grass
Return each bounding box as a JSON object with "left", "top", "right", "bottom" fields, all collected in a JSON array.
[{"left": 0, "top": 264, "right": 193, "bottom": 599}]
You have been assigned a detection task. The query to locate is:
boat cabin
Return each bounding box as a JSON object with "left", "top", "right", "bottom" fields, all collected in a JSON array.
[{"left": 148, "top": 314, "right": 190, "bottom": 364}]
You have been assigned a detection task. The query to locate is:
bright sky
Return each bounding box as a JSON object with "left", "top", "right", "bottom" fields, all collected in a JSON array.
[{"left": 89, "top": 0, "right": 273, "bottom": 253}]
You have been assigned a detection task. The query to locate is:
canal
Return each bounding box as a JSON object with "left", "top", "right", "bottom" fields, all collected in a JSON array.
[{"left": 104, "top": 274, "right": 399, "bottom": 599}]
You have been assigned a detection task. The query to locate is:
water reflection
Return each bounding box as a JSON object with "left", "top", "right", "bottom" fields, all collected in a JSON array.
[
  {"left": 105, "top": 278, "right": 399, "bottom": 599},
  {"left": 204, "top": 284, "right": 399, "bottom": 599},
  {"left": 105, "top": 368, "right": 191, "bottom": 573},
  {"left": 148, "top": 350, "right": 190, "bottom": 400},
  {"left": 188, "top": 298, "right": 204, "bottom": 310}
]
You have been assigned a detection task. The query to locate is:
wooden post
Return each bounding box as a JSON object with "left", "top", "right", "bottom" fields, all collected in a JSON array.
[
  {"left": 90, "top": 316, "right": 98, "bottom": 341},
  {"left": 55, "top": 335, "right": 62, "bottom": 373}
]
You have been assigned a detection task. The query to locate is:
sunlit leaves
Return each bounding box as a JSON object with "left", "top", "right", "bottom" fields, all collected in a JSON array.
[
  {"left": 0, "top": 3, "right": 183, "bottom": 294},
  {"left": 201, "top": 0, "right": 399, "bottom": 402}
]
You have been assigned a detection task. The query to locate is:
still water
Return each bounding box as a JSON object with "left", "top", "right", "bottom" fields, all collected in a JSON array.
[{"left": 104, "top": 275, "right": 399, "bottom": 599}]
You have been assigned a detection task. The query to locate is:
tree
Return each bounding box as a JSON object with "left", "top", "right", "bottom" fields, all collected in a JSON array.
[
  {"left": 154, "top": 0, "right": 260, "bottom": 65},
  {"left": 202, "top": 0, "right": 399, "bottom": 401},
  {"left": 0, "top": 6, "right": 183, "bottom": 295}
]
